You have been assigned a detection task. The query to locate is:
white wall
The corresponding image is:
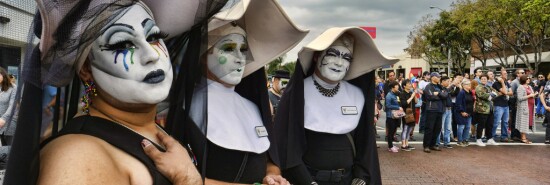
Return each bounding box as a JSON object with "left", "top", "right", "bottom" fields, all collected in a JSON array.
[
  {"left": 0, "top": 0, "right": 36, "bottom": 47},
  {"left": 472, "top": 51, "right": 550, "bottom": 69}
]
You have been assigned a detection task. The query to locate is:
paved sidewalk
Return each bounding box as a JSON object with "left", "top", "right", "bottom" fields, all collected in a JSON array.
[
  {"left": 376, "top": 111, "right": 549, "bottom": 184},
  {"left": 378, "top": 145, "right": 550, "bottom": 185}
]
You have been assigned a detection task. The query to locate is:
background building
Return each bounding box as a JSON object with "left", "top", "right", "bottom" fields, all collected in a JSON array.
[
  {"left": 376, "top": 53, "right": 431, "bottom": 80},
  {"left": 0, "top": 0, "right": 36, "bottom": 81}
]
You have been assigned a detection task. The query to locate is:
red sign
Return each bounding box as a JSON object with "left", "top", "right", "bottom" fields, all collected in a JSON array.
[{"left": 360, "top": 26, "right": 376, "bottom": 39}]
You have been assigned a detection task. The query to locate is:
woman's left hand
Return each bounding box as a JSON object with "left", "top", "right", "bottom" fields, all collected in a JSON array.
[
  {"left": 0, "top": 118, "right": 5, "bottom": 128},
  {"left": 263, "top": 174, "right": 290, "bottom": 185}
]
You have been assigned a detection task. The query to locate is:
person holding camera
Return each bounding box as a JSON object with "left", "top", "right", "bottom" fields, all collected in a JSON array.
[{"left": 492, "top": 69, "right": 513, "bottom": 142}]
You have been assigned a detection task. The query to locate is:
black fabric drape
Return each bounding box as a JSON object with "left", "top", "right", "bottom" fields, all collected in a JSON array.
[
  {"left": 274, "top": 61, "right": 381, "bottom": 184},
  {"left": 164, "top": 0, "right": 227, "bottom": 178},
  {"left": 4, "top": 46, "right": 43, "bottom": 185},
  {"left": 235, "top": 67, "right": 279, "bottom": 165},
  {"left": 347, "top": 71, "right": 381, "bottom": 184}
]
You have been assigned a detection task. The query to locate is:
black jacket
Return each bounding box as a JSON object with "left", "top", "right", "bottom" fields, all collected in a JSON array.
[
  {"left": 444, "top": 86, "right": 454, "bottom": 107},
  {"left": 423, "top": 83, "right": 448, "bottom": 113}
]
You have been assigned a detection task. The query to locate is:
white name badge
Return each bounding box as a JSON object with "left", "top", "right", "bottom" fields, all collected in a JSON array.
[
  {"left": 255, "top": 126, "right": 268, "bottom": 137},
  {"left": 341, "top": 106, "right": 358, "bottom": 115}
]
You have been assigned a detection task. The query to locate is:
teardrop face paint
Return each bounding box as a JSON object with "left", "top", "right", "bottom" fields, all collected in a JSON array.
[
  {"left": 89, "top": 5, "right": 173, "bottom": 104},
  {"left": 207, "top": 33, "right": 247, "bottom": 86}
]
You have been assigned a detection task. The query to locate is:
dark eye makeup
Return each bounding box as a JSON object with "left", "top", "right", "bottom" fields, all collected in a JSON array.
[
  {"left": 146, "top": 31, "right": 169, "bottom": 43},
  {"left": 100, "top": 40, "right": 137, "bottom": 51}
]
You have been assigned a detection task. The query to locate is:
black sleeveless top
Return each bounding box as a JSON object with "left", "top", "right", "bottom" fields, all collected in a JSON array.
[
  {"left": 187, "top": 123, "right": 267, "bottom": 183},
  {"left": 41, "top": 116, "right": 172, "bottom": 185}
]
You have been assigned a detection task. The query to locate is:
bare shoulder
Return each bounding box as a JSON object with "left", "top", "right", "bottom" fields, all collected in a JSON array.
[{"left": 38, "top": 134, "right": 129, "bottom": 185}]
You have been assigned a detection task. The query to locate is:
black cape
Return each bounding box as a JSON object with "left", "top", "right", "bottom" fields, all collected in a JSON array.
[{"left": 274, "top": 61, "right": 381, "bottom": 184}]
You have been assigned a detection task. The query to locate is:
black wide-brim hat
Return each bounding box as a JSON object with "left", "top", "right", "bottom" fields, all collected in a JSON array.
[{"left": 273, "top": 70, "right": 290, "bottom": 79}]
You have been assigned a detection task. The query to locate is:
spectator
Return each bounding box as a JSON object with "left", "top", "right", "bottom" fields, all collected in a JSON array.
[
  {"left": 268, "top": 70, "right": 290, "bottom": 115},
  {"left": 537, "top": 73, "right": 550, "bottom": 144},
  {"left": 516, "top": 76, "right": 535, "bottom": 144},
  {"left": 464, "top": 72, "right": 471, "bottom": 80},
  {"left": 474, "top": 74, "right": 497, "bottom": 146},
  {"left": 410, "top": 80, "right": 423, "bottom": 141},
  {"left": 0, "top": 67, "right": 16, "bottom": 144},
  {"left": 527, "top": 77, "right": 536, "bottom": 131},
  {"left": 42, "top": 85, "right": 57, "bottom": 136},
  {"left": 492, "top": 69, "right": 513, "bottom": 142},
  {"left": 422, "top": 72, "right": 447, "bottom": 153},
  {"left": 535, "top": 74, "right": 546, "bottom": 118},
  {"left": 384, "top": 71, "right": 400, "bottom": 142},
  {"left": 450, "top": 74, "right": 463, "bottom": 141},
  {"left": 470, "top": 79, "right": 479, "bottom": 139},
  {"left": 455, "top": 80, "right": 474, "bottom": 147},
  {"left": 473, "top": 68, "right": 482, "bottom": 83},
  {"left": 418, "top": 71, "right": 431, "bottom": 134},
  {"left": 541, "top": 73, "right": 550, "bottom": 128},
  {"left": 399, "top": 79, "right": 416, "bottom": 151},
  {"left": 8, "top": 74, "right": 16, "bottom": 86},
  {"left": 438, "top": 76, "right": 453, "bottom": 148},
  {"left": 510, "top": 69, "right": 526, "bottom": 141},
  {"left": 386, "top": 81, "right": 403, "bottom": 153},
  {"left": 383, "top": 71, "right": 398, "bottom": 97},
  {"left": 487, "top": 71, "right": 495, "bottom": 87}
]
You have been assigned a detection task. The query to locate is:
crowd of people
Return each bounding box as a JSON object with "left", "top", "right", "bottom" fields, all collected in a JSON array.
[{"left": 376, "top": 68, "right": 550, "bottom": 153}]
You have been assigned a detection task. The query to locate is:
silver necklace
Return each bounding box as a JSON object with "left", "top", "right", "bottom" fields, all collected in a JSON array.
[{"left": 313, "top": 78, "right": 340, "bottom": 97}]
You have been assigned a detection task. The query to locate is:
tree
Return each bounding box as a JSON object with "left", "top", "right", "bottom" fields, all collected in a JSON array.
[
  {"left": 266, "top": 56, "right": 284, "bottom": 75},
  {"left": 405, "top": 14, "right": 444, "bottom": 67},
  {"left": 265, "top": 55, "right": 296, "bottom": 76},
  {"left": 409, "top": 0, "right": 550, "bottom": 74}
]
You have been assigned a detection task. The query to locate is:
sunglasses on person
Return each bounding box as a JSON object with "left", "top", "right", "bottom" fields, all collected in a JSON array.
[{"left": 539, "top": 76, "right": 544, "bottom": 78}]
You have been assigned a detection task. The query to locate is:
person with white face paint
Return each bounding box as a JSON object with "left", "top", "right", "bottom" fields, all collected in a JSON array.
[
  {"left": 179, "top": 0, "right": 308, "bottom": 184},
  {"left": 269, "top": 70, "right": 291, "bottom": 115},
  {"left": 6, "top": 0, "right": 210, "bottom": 184},
  {"left": 274, "top": 27, "right": 398, "bottom": 185}
]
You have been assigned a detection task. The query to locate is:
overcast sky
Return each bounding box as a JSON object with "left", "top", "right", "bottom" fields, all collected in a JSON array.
[{"left": 277, "top": 0, "right": 453, "bottom": 62}]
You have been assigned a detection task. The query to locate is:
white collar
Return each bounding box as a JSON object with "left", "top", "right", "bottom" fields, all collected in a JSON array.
[
  {"left": 303, "top": 76, "right": 364, "bottom": 134},
  {"left": 196, "top": 80, "right": 270, "bottom": 154}
]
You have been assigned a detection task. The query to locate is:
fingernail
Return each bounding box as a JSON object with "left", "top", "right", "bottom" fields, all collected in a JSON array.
[{"left": 141, "top": 139, "right": 152, "bottom": 148}]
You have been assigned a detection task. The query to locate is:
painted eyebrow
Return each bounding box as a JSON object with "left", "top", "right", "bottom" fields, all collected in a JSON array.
[
  {"left": 103, "top": 23, "right": 135, "bottom": 42},
  {"left": 141, "top": 18, "right": 156, "bottom": 36},
  {"left": 343, "top": 53, "right": 352, "bottom": 60},
  {"left": 326, "top": 48, "right": 341, "bottom": 56},
  {"left": 220, "top": 39, "right": 233, "bottom": 43}
]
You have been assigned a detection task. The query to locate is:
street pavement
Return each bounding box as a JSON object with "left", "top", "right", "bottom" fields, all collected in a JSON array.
[{"left": 376, "top": 112, "right": 550, "bottom": 185}]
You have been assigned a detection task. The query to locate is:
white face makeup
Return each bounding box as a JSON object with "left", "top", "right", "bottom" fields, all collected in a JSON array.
[
  {"left": 317, "top": 46, "right": 352, "bottom": 82},
  {"left": 89, "top": 5, "right": 172, "bottom": 104},
  {"left": 207, "top": 34, "right": 248, "bottom": 86}
]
